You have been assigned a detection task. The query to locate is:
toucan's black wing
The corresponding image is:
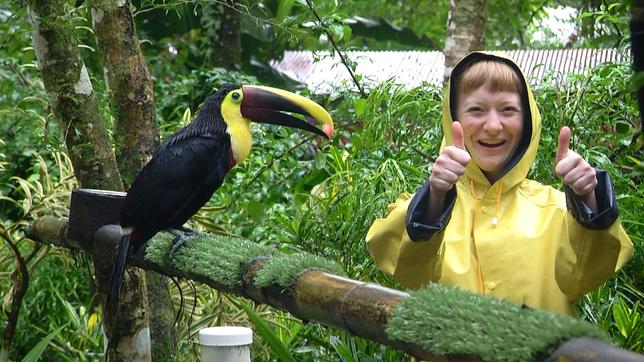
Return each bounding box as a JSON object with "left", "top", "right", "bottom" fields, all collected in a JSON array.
[{"left": 120, "top": 132, "right": 231, "bottom": 248}]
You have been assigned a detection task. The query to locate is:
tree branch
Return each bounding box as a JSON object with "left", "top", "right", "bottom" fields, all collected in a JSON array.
[
  {"left": 1, "top": 231, "right": 30, "bottom": 362},
  {"left": 26, "top": 208, "right": 644, "bottom": 362},
  {"left": 243, "top": 135, "right": 314, "bottom": 193},
  {"left": 305, "top": 0, "right": 367, "bottom": 98}
]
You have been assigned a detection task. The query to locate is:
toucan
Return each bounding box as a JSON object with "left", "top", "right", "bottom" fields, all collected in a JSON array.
[{"left": 106, "top": 84, "right": 334, "bottom": 316}]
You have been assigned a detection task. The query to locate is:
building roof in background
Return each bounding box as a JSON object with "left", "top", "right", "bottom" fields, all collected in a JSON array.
[{"left": 270, "top": 49, "right": 629, "bottom": 94}]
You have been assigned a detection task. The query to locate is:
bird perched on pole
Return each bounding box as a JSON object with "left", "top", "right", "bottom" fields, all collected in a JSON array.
[{"left": 107, "top": 84, "right": 334, "bottom": 316}]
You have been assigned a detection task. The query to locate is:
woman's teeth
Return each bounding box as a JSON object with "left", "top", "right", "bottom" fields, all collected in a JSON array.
[{"left": 479, "top": 140, "right": 505, "bottom": 148}]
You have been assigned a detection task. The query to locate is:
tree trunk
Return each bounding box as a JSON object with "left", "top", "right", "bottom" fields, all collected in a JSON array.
[
  {"left": 201, "top": 0, "right": 242, "bottom": 70},
  {"left": 143, "top": 273, "right": 175, "bottom": 361},
  {"left": 0, "top": 241, "right": 34, "bottom": 362},
  {"left": 28, "top": 1, "right": 152, "bottom": 361},
  {"left": 443, "top": 0, "right": 488, "bottom": 82},
  {"left": 632, "top": 0, "right": 644, "bottom": 122},
  {"left": 28, "top": 0, "right": 123, "bottom": 191},
  {"left": 92, "top": 0, "right": 175, "bottom": 360},
  {"left": 91, "top": 0, "right": 159, "bottom": 185}
]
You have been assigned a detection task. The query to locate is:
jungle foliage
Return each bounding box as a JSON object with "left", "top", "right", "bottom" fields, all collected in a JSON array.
[{"left": 0, "top": 0, "right": 641, "bottom": 360}]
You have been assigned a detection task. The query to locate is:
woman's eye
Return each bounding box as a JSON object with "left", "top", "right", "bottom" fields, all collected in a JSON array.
[{"left": 502, "top": 107, "right": 520, "bottom": 114}]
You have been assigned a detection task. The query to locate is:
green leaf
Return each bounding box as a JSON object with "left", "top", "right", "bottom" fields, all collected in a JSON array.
[
  {"left": 239, "top": 301, "right": 297, "bottom": 362},
  {"left": 607, "top": 3, "right": 621, "bottom": 11},
  {"left": 327, "top": 22, "right": 345, "bottom": 41},
  {"left": 634, "top": 161, "right": 644, "bottom": 177},
  {"left": 612, "top": 298, "right": 631, "bottom": 337},
  {"left": 342, "top": 24, "right": 352, "bottom": 41},
  {"left": 330, "top": 335, "right": 356, "bottom": 362},
  {"left": 246, "top": 200, "right": 266, "bottom": 223},
  {"left": 353, "top": 98, "right": 367, "bottom": 117},
  {"left": 615, "top": 121, "right": 630, "bottom": 135},
  {"left": 181, "top": 107, "right": 192, "bottom": 126},
  {"left": 21, "top": 325, "right": 65, "bottom": 362},
  {"left": 314, "top": 150, "right": 327, "bottom": 170}
]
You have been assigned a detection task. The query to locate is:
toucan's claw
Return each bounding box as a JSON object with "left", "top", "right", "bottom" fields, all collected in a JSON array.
[
  {"left": 166, "top": 227, "right": 197, "bottom": 259},
  {"left": 174, "top": 226, "right": 194, "bottom": 234}
]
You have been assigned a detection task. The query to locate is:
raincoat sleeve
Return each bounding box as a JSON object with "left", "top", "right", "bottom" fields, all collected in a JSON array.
[
  {"left": 565, "top": 169, "right": 619, "bottom": 229},
  {"left": 556, "top": 170, "right": 633, "bottom": 300},
  {"left": 366, "top": 188, "right": 448, "bottom": 289},
  {"left": 406, "top": 180, "right": 457, "bottom": 241}
]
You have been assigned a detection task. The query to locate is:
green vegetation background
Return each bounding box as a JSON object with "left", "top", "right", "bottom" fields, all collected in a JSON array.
[{"left": 1, "top": 0, "right": 641, "bottom": 360}]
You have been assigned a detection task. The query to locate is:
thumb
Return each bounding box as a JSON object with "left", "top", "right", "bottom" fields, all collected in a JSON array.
[
  {"left": 452, "top": 121, "right": 465, "bottom": 150},
  {"left": 556, "top": 126, "right": 571, "bottom": 163}
]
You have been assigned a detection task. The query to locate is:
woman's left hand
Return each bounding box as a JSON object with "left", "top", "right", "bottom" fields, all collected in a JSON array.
[{"left": 555, "top": 126, "right": 598, "bottom": 212}]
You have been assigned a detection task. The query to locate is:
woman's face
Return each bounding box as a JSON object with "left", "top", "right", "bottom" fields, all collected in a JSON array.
[{"left": 456, "top": 86, "right": 523, "bottom": 181}]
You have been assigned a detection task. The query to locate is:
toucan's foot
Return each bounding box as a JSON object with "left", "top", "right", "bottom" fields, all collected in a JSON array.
[
  {"left": 175, "top": 226, "right": 195, "bottom": 235},
  {"left": 166, "top": 227, "right": 199, "bottom": 259},
  {"left": 168, "top": 235, "right": 189, "bottom": 259},
  {"left": 166, "top": 226, "right": 194, "bottom": 239}
]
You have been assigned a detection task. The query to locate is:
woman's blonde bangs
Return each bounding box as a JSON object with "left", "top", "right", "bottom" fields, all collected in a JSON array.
[{"left": 458, "top": 60, "right": 524, "bottom": 96}]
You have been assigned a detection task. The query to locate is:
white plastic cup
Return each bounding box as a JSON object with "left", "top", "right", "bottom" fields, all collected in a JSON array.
[{"left": 199, "top": 326, "right": 253, "bottom": 362}]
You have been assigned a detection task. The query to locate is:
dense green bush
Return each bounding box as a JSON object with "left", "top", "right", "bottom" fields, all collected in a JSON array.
[
  {"left": 2, "top": 63, "right": 641, "bottom": 360},
  {"left": 183, "top": 60, "right": 641, "bottom": 357},
  {"left": 229, "top": 66, "right": 641, "bottom": 353}
]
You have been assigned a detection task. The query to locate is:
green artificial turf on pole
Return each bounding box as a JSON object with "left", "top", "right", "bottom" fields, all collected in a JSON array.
[{"left": 386, "top": 283, "right": 608, "bottom": 362}]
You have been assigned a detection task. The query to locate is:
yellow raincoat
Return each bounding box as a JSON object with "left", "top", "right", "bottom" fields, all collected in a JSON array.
[{"left": 366, "top": 52, "right": 633, "bottom": 316}]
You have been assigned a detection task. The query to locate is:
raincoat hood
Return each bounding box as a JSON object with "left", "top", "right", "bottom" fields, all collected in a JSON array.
[{"left": 442, "top": 52, "right": 542, "bottom": 191}]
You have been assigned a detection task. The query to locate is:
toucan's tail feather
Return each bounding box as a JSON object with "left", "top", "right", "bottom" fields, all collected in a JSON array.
[{"left": 107, "top": 233, "right": 130, "bottom": 315}]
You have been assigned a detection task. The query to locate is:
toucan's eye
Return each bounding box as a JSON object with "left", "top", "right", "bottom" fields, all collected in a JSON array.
[{"left": 231, "top": 91, "right": 241, "bottom": 102}]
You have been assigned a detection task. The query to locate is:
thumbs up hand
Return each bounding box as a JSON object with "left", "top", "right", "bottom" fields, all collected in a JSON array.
[
  {"left": 429, "top": 122, "right": 472, "bottom": 193},
  {"left": 555, "top": 126, "right": 598, "bottom": 211}
]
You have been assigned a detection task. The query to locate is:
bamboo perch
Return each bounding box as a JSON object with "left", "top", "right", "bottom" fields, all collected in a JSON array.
[
  {"left": 27, "top": 189, "right": 644, "bottom": 362},
  {"left": 29, "top": 215, "right": 439, "bottom": 360}
]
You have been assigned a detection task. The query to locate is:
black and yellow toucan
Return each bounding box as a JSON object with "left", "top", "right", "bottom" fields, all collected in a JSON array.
[{"left": 107, "top": 84, "right": 334, "bottom": 314}]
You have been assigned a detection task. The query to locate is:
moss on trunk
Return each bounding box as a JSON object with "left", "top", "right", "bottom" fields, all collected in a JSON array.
[
  {"left": 29, "top": 0, "right": 123, "bottom": 191},
  {"left": 92, "top": 0, "right": 159, "bottom": 186},
  {"left": 92, "top": 0, "right": 176, "bottom": 361},
  {"left": 92, "top": 0, "right": 176, "bottom": 360},
  {"left": 28, "top": 1, "right": 152, "bottom": 360}
]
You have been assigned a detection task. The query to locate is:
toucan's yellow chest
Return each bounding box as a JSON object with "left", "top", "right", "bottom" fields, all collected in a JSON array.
[{"left": 221, "top": 102, "right": 252, "bottom": 165}]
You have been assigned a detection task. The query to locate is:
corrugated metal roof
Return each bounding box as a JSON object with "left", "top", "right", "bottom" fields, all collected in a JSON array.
[{"left": 270, "top": 49, "right": 629, "bottom": 94}]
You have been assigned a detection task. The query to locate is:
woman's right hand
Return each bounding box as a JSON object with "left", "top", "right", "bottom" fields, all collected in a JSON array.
[{"left": 429, "top": 121, "right": 472, "bottom": 194}]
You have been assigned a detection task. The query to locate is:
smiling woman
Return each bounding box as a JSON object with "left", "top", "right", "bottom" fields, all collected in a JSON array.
[
  {"left": 366, "top": 51, "right": 633, "bottom": 317},
  {"left": 455, "top": 61, "right": 525, "bottom": 183}
]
